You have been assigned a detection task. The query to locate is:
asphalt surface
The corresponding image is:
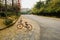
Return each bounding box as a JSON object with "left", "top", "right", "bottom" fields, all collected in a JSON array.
[
  {"left": 22, "top": 15, "right": 60, "bottom": 40},
  {"left": 0, "top": 15, "right": 40, "bottom": 40}
]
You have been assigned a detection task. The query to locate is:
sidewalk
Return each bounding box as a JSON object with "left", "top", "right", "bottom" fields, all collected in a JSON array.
[{"left": 0, "top": 16, "right": 40, "bottom": 40}]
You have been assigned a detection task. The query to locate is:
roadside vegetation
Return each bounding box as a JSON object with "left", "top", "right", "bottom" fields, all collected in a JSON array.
[
  {"left": 0, "top": 0, "right": 20, "bottom": 29},
  {"left": 31, "top": 0, "right": 60, "bottom": 18}
]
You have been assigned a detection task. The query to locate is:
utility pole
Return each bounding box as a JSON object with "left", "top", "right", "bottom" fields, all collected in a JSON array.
[
  {"left": 17, "top": 0, "right": 20, "bottom": 11},
  {"left": 17, "top": 0, "right": 21, "bottom": 16}
]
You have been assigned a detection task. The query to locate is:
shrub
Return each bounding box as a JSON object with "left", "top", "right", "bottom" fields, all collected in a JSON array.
[
  {"left": 0, "top": 12, "right": 6, "bottom": 17},
  {"left": 4, "top": 19, "right": 13, "bottom": 25}
]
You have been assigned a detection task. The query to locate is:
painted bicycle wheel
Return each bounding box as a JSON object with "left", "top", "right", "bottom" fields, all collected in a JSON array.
[
  {"left": 17, "top": 24, "right": 23, "bottom": 29},
  {"left": 27, "top": 24, "right": 32, "bottom": 31}
]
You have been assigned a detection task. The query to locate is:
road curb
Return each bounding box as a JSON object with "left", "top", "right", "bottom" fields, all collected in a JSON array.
[{"left": 0, "top": 19, "right": 17, "bottom": 30}]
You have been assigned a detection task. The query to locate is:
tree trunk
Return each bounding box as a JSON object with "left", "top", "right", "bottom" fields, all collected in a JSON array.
[
  {"left": 5, "top": 0, "right": 7, "bottom": 18},
  {"left": 12, "top": 0, "right": 14, "bottom": 11}
]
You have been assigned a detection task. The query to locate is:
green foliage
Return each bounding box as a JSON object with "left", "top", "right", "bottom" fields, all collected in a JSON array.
[
  {"left": 4, "top": 19, "right": 13, "bottom": 25},
  {"left": 35, "top": 2, "right": 43, "bottom": 9},
  {"left": 31, "top": 0, "right": 60, "bottom": 17},
  {"left": 0, "top": 0, "right": 20, "bottom": 17},
  {"left": 0, "top": 12, "right": 6, "bottom": 17}
]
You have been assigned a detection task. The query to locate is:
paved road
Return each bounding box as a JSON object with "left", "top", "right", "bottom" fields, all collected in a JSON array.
[
  {"left": 0, "top": 15, "right": 40, "bottom": 40},
  {"left": 22, "top": 15, "right": 60, "bottom": 40}
]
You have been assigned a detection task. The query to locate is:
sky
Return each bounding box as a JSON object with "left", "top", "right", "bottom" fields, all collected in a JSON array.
[
  {"left": 21, "top": 0, "right": 39, "bottom": 9},
  {"left": 21, "top": 0, "right": 46, "bottom": 9}
]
